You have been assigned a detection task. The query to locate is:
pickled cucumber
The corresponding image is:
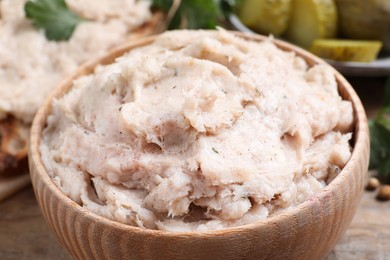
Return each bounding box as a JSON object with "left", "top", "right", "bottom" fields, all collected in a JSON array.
[
  {"left": 237, "top": 0, "right": 292, "bottom": 36},
  {"left": 310, "top": 39, "right": 383, "bottom": 62},
  {"left": 335, "top": 0, "right": 390, "bottom": 52},
  {"left": 285, "top": 0, "right": 338, "bottom": 49}
]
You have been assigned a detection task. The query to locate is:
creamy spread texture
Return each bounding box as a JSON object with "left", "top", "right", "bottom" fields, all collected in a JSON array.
[
  {"left": 40, "top": 30, "right": 354, "bottom": 232},
  {"left": 0, "top": 0, "right": 151, "bottom": 123}
]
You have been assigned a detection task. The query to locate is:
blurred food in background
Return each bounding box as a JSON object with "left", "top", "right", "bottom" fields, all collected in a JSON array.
[
  {"left": 310, "top": 39, "right": 382, "bottom": 62},
  {"left": 236, "top": 0, "right": 292, "bottom": 36},
  {"left": 235, "top": 0, "right": 390, "bottom": 62},
  {"left": 336, "top": 0, "right": 390, "bottom": 52}
]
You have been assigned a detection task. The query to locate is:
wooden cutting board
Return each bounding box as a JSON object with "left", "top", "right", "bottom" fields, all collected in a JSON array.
[{"left": 0, "top": 173, "right": 30, "bottom": 202}]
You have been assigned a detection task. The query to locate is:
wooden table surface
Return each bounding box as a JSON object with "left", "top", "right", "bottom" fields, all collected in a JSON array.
[{"left": 0, "top": 77, "right": 389, "bottom": 260}]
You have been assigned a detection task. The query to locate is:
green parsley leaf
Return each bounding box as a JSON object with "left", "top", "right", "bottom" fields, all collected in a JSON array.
[
  {"left": 24, "top": 0, "right": 83, "bottom": 41},
  {"left": 369, "top": 77, "right": 390, "bottom": 181},
  {"left": 151, "top": 0, "right": 222, "bottom": 29}
]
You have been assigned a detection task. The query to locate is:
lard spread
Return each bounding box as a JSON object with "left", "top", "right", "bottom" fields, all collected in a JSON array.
[
  {"left": 40, "top": 30, "right": 354, "bottom": 231},
  {"left": 0, "top": 0, "right": 151, "bottom": 123}
]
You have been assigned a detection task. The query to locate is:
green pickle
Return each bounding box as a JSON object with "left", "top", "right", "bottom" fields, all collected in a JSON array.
[
  {"left": 310, "top": 39, "right": 383, "bottom": 62},
  {"left": 237, "top": 0, "right": 292, "bottom": 36}
]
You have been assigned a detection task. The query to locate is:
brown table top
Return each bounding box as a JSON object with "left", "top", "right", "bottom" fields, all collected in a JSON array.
[{"left": 0, "top": 77, "right": 389, "bottom": 260}]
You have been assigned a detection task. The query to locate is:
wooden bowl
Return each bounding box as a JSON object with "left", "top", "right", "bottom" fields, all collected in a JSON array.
[{"left": 29, "top": 32, "right": 369, "bottom": 260}]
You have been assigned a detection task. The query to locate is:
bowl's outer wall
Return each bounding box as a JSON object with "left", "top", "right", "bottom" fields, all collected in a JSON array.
[{"left": 29, "top": 33, "right": 370, "bottom": 260}]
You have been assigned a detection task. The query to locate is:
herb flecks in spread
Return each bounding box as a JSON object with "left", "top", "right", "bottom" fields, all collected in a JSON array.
[
  {"left": 24, "top": 0, "right": 83, "bottom": 41},
  {"left": 40, "top": 30, "right": 354, "bottom": 232}
]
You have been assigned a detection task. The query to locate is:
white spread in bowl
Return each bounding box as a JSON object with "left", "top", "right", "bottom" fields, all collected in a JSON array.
[
  {"left": 40, "top": 30, "right": 354, "bottom": 232},
  {"left": 0, "top": 0, "right": 151, "bottom": 123}
]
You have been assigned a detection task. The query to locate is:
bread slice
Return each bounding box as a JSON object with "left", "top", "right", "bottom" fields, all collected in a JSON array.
[{"left": 0, "top": 116, "right": 29, "bottom": 174}]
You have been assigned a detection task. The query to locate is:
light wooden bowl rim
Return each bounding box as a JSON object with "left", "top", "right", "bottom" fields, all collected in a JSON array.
[{"left": 29, "top": 30, "right": 369, "bottom": 237}]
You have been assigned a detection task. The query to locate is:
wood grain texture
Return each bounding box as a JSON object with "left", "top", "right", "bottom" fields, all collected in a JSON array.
[
  {"left": 0, "top": 187, "right": 71, "bottom": 260},
  {"left": 2, "top": 185, "right": 388, "bottom": 260},
  {"left": 28, "top": 32, "right": 370, "bottom": 260},
  {"left": 326, "top": 172, "right": 390, "bottom": 260},
  {"left": 0, "top": 173, "right": 30, "bottom": 202}
]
